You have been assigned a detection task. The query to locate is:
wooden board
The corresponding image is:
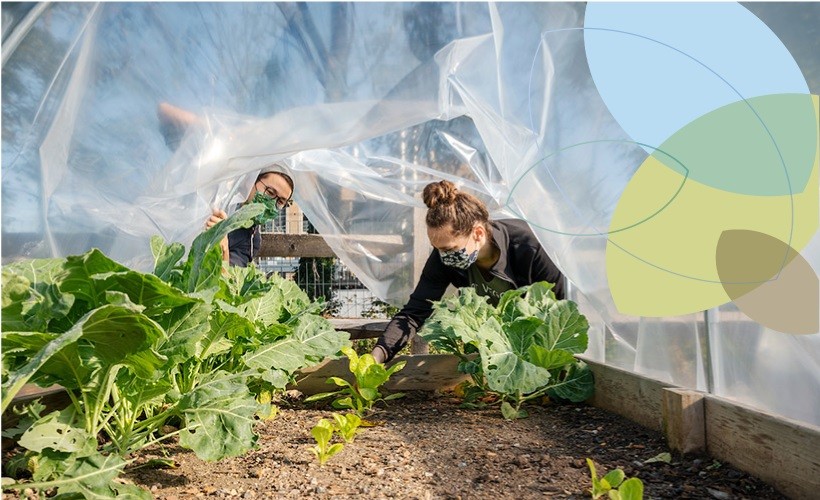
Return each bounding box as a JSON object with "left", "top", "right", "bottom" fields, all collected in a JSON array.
[
  {"left": 258, "top": 233, "right": 336, "bottom": 258},
  {"left": 328, "top": 318, "right": 389, "bottom": 340},
  {"left": 291, "top": 354, "right": 469, "bottom": 395},
  {"left": 704, "top": 395, "right": 820, "bottom": 499},
  {"left": 579, "top": 356, "right": 674, "bottom": 432},
  {"left": 257, "top": 233, "right": 405, "bottom": 258}
]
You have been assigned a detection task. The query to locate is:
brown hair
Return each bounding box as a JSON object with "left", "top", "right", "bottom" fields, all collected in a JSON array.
[
  {"left": 422, "top": 180, "right": 489, "bottom": 236},
  {"left": 257, "top": 171, "right": 294, "bottom": 196}
]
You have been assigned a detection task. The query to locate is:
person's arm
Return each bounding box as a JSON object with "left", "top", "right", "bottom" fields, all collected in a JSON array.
[
  {"left": 373, "top": 251, "right": 452, "bottom": 363},
  {"left": 527, "top": 244, "right": 565, "bottom": 300},
  {"left": 157, "top": 102, "right": 201, "bottom": 149}
]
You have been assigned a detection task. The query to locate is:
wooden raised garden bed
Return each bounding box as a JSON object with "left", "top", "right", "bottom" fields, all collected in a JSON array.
[{"left": 4, "top": 319, "right": 817, "bottom": 499}]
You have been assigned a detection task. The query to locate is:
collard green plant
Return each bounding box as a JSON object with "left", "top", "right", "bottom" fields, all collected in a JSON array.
[
  {"left": 419, "top": 282, "right": 594, "bottom": 419},
  {"left": 1, "top": 202, "right": 349, "bottom": 497},
  {"left": 304, "top": 346, "right": 406, "bottom": 416},
  {"left": 587, "top": 458, "right": 644, "bottom": 500}
]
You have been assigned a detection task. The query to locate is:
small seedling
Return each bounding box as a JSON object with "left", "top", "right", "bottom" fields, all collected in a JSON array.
[
  {"left": 309, "top": 419, "right": 343, "bottom": 466},
  {"left": 332, "top": 413, "right": 362, "bottom": 443},
  {"left": 587, "top": 458, "right": 644, "bottom": 500},
  {"left": 305, "top": 347, "right": 406, "bottom": 416}
]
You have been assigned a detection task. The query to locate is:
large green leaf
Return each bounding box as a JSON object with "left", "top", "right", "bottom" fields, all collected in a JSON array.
[
  {"left": 58, "top": 250, "right": 130, "bottom": 306},
  {"left": 477, "top": 318, "right": 552, "bottom": 395},
  {"left": 202, "top": 310, "right": 255, "bottom": 359},
  {"left": 481, "top": 352, "right": 552, "bottom": 396},
  {"left": 155, "top": 302, "right": 212, "bottom": 363},
  {"left": 496, "top": 286, "right": 531, "bottom": 323},
  {"left": 2, "top": 262, "right": 75, "bottom": 332},
  {"left": 182, "top": 203, "right": 263, "bottom": 293},
  {"left": 115, "top": 370, "right": 173, "bottom": 411},
  {"left": 150, "top": 235, "right": 185, "bottom": 283},
  {"left": 536, "top": 300, "right": 589, "bottom": 354},
  {"left": 527, "top": 345, "right": 576, "bottom": 370},
  {"left": 177, "top": 371, "right": 261, "bottom": 461},
  {"left": 1, "top": 330, "right": 58, "bottom": 375},
  {"left": 2, "top": 331, "right": 95, "bottom": 391},
  {"left": 243, "top": 315, "right": 349, "bottom": 389},
  {"left": 232, "top": 292, "right": 285, "bottom": 328},
  {"left": 3, "top": 452, "right": 145, "bottom": 499},
  {"left": 74, "top": 306, "right": 166, "bottom": 379},
  {"left": 52, "top": 453, "right": 148, "bottom": 499},
  {"left": 547, "top": 361, "right": 595, "bottom": 402},
  {"left": 93, "top": 271, "right": 198, "bottom": 317},
  {"left": 523, "top": 281, "right": 557, "bottom": 307},
  {"left": 218, "top": 264, "right": 275, "bottom": 304},
  {"left": 1, "top": 304, "right": 163, "bottom": 411},
  {"left": 505, "top": 317, "right": 545, "bottom": 357},
  {"left": 4, "top": 257, "right": 66, "bottom": 285},
  {"left": 2, "top": 269, "right": 35, "bottom": 330},
  {"left": 498, "top": 281, "right": 558, "bottom": 324},
  {"left": 18, "top": 407, "right": 95, "bottom": 456},
  {"left": 419, "top": 288, "right": 493, "bottom": 348},
  {"left": 274, "top": 277, "right": 316, "bottom": 318}
]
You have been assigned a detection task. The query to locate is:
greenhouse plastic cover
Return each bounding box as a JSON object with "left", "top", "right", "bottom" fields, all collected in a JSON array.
[{"left": 2, "top": 3, "right": 819, "bottom": 426}]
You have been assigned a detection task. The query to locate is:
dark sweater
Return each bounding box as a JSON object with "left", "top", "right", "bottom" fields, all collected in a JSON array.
[
  {"left": 376, "top": 219, "right": 564, "bottom": 361},
  {"left": 227, "top": 225, "right": 261, "bottom": 267}
]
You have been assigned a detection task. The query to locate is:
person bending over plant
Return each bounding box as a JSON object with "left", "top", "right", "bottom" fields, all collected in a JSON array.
[{"left": 372, "top": 180, "right": 564, "bottom": 363}]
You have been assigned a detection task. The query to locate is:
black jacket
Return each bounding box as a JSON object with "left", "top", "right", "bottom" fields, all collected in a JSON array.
[
  {"left": 227, "top": 225, "right": 261, "bottom": 267},
  {"left": 376, "top": 219, "right": 564, "bottom": 361}
]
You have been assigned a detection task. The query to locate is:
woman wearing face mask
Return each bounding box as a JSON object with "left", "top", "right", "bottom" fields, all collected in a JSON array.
[
  {"left": 372, "top": 180, "right": 564, "bottom": 363},
  {"left": 205, "top": 166, "right": 294, "bottom": 267}
]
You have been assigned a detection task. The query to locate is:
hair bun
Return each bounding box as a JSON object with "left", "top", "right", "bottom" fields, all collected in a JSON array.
[{"left": 423, "top": 180, "right": 458, "bottom": 209}]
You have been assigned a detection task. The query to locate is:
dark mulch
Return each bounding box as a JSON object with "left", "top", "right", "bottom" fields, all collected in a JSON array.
[{"left": 116, "top": 392, "right": 786, "bottom": 499}]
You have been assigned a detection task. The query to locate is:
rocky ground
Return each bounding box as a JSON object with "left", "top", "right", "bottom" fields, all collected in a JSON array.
[{"left": 116, "top": 392, "right": 786, "bottom": 499}]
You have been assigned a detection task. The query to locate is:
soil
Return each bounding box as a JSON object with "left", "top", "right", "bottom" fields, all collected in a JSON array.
[{"left": 111, "top": 392, "right": 787, "bottom": 500}]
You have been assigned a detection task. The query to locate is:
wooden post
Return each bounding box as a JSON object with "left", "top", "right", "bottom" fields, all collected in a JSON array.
[
  {"left": 662, "top": 388, "right": 706, "bottom": 454},
  {"left": 410, "top": 204, "right": 430, "bottom": 354}
]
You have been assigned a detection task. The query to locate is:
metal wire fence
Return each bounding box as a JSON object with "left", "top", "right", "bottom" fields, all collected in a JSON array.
[{"left": 253, "top": 209, "right": 396, "bottom": 319}]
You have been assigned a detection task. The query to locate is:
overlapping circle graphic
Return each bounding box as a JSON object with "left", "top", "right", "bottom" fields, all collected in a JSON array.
[{"left": 513, "top": 3, "right": 819, "bottom": 334}]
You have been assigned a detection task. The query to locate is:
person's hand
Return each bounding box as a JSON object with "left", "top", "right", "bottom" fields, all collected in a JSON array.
[
  {"left": 205, "top": 208, "right": 228, "bottom": 230},
  {"left": 371, "top": 345, "right": 387, "bottom": 364},
  {"left": 205, "top": 209, "right": 230, "bottom": 262}
]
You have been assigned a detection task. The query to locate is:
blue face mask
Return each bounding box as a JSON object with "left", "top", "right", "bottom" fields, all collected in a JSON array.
[{"left": 439, "top": 246, "right": 478, "bottom": 270}]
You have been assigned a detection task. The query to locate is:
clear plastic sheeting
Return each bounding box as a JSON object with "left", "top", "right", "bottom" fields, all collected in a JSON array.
[{"left": 2, "top": 3, "right": 818, "bottom": 426}]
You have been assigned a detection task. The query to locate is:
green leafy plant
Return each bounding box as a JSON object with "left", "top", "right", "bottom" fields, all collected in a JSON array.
[
  {"left": 587, "top": 458, "right": 644, "bottom": 500},
  {"left": 309, "top": 418, "right": 344, "bottom": 466},
  {"left": 419, "top": 282, "right": 594, "bottom": 419},
  {"left": 1, "top": 203, "right": 349, "bottom": 497},
  {"left": 331, "top": 412, "right": 362, "bottom": 443},
  {"left": 304, "top": 346, "right": 406, "bottom": 416}
]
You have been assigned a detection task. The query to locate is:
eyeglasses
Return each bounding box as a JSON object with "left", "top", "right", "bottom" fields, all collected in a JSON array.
[{"left": 256, "top": 181, "right": 293, "bottom": 209}]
